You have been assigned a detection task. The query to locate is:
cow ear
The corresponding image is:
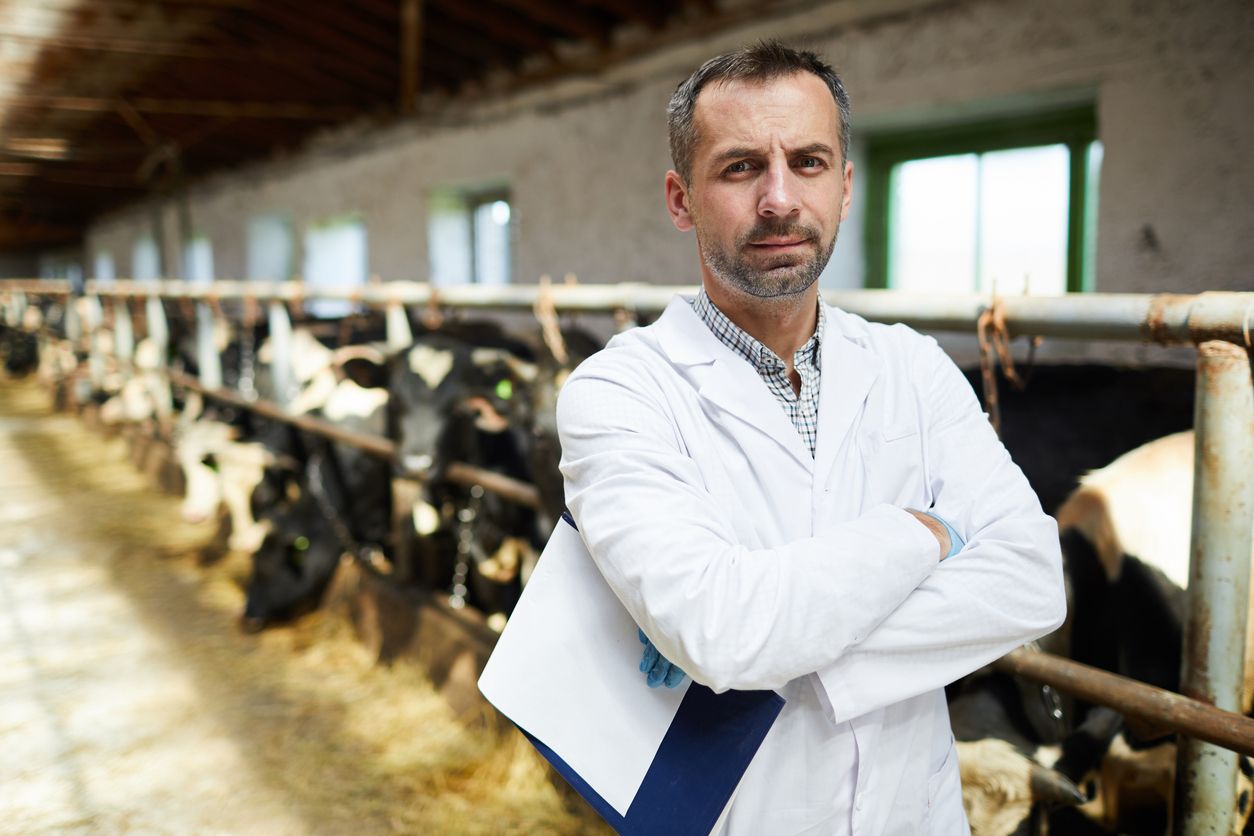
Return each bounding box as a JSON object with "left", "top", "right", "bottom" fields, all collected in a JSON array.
[{"left": 340, "top": 356, "right": 389, "bottom": 390}]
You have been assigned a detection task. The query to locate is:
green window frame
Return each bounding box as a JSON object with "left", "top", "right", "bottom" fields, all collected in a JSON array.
[{"left": 864, "top": 106, "right": 1099, "bottom": 293}]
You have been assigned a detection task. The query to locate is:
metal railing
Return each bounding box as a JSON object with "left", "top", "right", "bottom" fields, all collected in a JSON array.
[{"left": 5, "top": 278, "right": 1253, "bottom": 833}]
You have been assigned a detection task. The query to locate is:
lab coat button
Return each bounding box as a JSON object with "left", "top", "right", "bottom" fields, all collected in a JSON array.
[{"left": 855, "top": 791, "right": 864, "bottom": 811}]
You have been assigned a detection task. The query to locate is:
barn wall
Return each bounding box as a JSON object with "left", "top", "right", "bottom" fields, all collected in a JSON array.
[
  {"left": 0, "top": 253, "right": 39, "bottom": 280},
  {"left": 85, "top": 0, "right": 1253, "bottom": 298}
]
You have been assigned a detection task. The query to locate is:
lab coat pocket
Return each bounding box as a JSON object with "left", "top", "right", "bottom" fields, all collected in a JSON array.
[
  {"left": 923, "top": 737, "right": 968, "bottom": 834},
  {"left": 861, "top": 423, "right": 926, "bottom": 509}
]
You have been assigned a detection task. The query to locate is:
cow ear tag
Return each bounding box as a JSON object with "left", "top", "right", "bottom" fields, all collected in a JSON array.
[
  {"left": 495, "top": 379, "right": 513, "bottom": 400},
  {"left": 293, "top": 535, "right": 310, "bottom": 551}
]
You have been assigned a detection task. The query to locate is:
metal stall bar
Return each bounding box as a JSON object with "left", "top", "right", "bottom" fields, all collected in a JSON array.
[
  {"left": 165, "top": 369, "right": 542, "bottom": 511},
  {"left": 9, "top": 280, "right": 1252, "bottom": 346},
  {"left": 995, "top": 648, "right": 1254, "bottom": 758},
  {"left": 1175, "top": 341, "right": 1254, "bottom": 835}
]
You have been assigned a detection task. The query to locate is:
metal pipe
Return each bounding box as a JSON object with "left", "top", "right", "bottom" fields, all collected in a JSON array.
[
  {"left": 1175, "top": 341, "right": 1254, "bottom": 835},
  {"left": 166, "top": 370, "right": 542, "bottom": 509},
  {"left": 266, "top": 300, "right": 293, "bottom": 407},
  {"left": 145, "top": 296, "right": 169, "bottom": 361},
  {"left": 113, "top": 299, "right": 134, "bottom": 364},
  {"left": 994, "top": 649, "right": 1254, "bottom": 758},
  {"left": 9, "top": 281, "right": 1254, "bottom": 346},
  {"left": 195, "top": 303, "right": 223, "bottom": 389},
  {"left": 444, "top": 462, "right": 543, "bottom": 511}
]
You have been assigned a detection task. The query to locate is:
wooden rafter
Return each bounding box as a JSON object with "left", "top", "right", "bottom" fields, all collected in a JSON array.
[
  {"left": 491, "top": 0, "right": 613, "bottom": 42},
  {"left": 0, "top": 29, "right": 305, "bottom": 64},
  {"left": 2, "top": 94, "right": 358, "bottom": 120},
  {"left": 0, "top": 0, "right": 790, "bottom": 252},
  {"left": 428, "top": 0, "right": 556, "bottom": 55},
  {"left": 400, "top": 0, "right": 424, "bottom": 113},
  {"left": 574, "top": 0, "right": 671, "bottom": 30}
]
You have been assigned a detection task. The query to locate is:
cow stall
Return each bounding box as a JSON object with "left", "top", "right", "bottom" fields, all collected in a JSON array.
[{"left": 3, "top": 279, "right": 1253, "bottom": 835}]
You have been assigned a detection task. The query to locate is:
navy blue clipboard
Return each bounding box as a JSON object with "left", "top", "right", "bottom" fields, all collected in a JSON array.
[{"left": 519, "top": 513, "right": 786, "bottom": 835}]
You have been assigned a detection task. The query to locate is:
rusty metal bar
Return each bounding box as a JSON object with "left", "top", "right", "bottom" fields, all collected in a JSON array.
[
  {"left": 1175, "top": 341, "right": 1254, "bottom": 835},
  {"left": 8, "top": 281, "right": 1254, "bottom": 347},
  {"left": 166, "top": 370, "right": 542, "bottom": 510},
  {"left": 443, "top": 462, "right": 541, "bottom": 511},
  {"left": 994, "top": 649, "right": 1254, "bottom": 759}
]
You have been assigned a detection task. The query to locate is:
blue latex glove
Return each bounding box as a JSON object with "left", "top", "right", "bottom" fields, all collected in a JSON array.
[
  {"left": 638, "top": 628, "right": 687, "bottom": 688},
  {"left": 921, "top": 510, "right": 965, "bottom": 560}
]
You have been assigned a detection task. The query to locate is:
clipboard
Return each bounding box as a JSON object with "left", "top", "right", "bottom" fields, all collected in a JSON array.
[{"left": 479, "top": 514, "right": 784, "bottom": 835}]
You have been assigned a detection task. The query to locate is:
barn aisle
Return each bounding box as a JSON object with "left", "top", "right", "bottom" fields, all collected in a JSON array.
[{"left": 0, "top": 379, "right": 604, "bottom": 835}]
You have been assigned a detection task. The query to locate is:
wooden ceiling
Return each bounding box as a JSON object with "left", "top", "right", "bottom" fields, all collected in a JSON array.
[{"left": 0, "top": 0, "right": 766, "bottom": 252}]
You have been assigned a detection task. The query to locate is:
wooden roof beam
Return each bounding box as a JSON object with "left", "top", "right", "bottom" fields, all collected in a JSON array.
[
  {"left": 400, "top": 0, "right": 424, "bottom": 113},
  {"left": 0, "top": 29, "right": 300, "bottom": 64},
  {"left": 1, "top": 94, "right": 359, "bottom": 120},
  {"left": 202, "top": 13, "right": 397, "bottom": 93},
  {"left": 428, "top": 0, "right": 556, "bottom": 56},
  {"left": 0, "top": 163, "right": 143, "bottom": 190},
  {"left": 265, "top": 0, "right": 398, "bottom": 57},
  {"left": 489, "top": 0, "right": 613, "bottom": 42},
  {"left": 573, "top": 0, "right": 671, "bottom": 30},
  {"left": 423, "top": 11, "right": 525, "bottom": 65}
]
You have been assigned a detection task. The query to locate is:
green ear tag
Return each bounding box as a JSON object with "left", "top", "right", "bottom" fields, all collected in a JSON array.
[
  {"left": 294, "top": 535, "right": 310, "bottom": 551},
  {"left": 495, "top": 379, "right": 513, "bottom": 400}
]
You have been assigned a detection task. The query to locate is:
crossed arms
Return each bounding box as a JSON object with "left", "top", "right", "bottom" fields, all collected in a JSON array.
[{"left": 557, "top": 332, "right": 1065, "bottom": 723}]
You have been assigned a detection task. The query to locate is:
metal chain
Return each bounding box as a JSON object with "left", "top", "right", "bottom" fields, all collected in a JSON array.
[
  {"left": 1022, "top": 640, "right": 1068, "bottom": 741},
  {"left": 449, "top": 484, "right": 484, "bottom": 609},
  {"left": 238, "top": 317, "right": 257, "bottom": 401},
  {"left": 304, "top": 449, "right": 382, "bottom": 568}
]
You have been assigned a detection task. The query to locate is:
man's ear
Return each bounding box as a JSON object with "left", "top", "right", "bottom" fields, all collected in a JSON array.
[
  {"left": 665, "top": 170, "right": 694, "bottom": 232},
  {"left": 840, "top": 160, "right": 855, "bottom": 223}
]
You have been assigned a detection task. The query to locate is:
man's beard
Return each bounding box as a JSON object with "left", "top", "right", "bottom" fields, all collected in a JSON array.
[{"left": 698, "top": 217, "right": 838, "bottom": 300}]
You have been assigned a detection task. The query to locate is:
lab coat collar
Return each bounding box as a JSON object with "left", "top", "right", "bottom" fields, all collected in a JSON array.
[
  {"left": 814, "top": 306, "right": 882, "bottom": 484},
  {"left": 649, "top": 295, "right": 884, "bottom": 473},
  {"left": 652, "top": 295, "right": 812, "bottom": 469}
]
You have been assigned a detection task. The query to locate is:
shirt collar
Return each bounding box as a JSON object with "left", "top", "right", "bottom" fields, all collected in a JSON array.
[{"left": 690, "top": 288, "right": 825, "bottom": 374}]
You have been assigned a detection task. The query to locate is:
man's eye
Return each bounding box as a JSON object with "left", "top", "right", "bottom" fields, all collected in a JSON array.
[
  {"left": 725, "top": 160, "right": 752, "bottom": 175},
  {"left": 796, "top": 156, "right": 823, "bottom": 169}
]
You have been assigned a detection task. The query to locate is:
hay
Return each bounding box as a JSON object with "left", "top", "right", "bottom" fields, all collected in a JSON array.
[{"left": 0, "top": 378, "right": 609, "bottom": 835}]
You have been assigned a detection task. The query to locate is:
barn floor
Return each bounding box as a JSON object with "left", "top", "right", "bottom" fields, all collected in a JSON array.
[{"left": 0, "top": 378, "right": 607, "bottom": 835}]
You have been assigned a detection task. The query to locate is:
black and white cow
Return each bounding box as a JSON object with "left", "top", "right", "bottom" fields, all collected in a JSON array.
[
  {"left": 1044, "top": 431, "right": 1251, "bottom": 833},
  {"left": 388, "top": 325, "right": 542, "bottom": 618},
  {"left": 961, "top": 364, "right": 1196, "bottom": 516}
]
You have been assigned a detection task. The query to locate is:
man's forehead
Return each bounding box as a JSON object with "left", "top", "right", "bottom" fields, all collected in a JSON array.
[{"left": 692, "top": 73, "right": 839, "bottom": 155}]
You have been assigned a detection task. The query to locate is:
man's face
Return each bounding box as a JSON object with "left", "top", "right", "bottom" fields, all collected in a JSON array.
[{"left": 666, "top": 72, "right": 854, "bottom": 300}]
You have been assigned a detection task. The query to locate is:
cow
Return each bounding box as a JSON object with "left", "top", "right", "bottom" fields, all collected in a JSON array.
[
  {"left": 387, "top": 325, "right": 542, "bottom": 620},
  {"left": 1, "top": 305, "right": 41, "bottom": 377},
  {"left": 962, "top": 364, "right": 1195, "bottom": 516},
  {"left": 237, "top": 349, "right": 394, "bottom": 630},
  {"left": 1043, "top": 431, "right": 1253, "bottom": 833}
]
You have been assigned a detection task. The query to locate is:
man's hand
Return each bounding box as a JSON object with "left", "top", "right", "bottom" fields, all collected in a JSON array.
[
  {"left": 907, "top": 509, "right": 965, "bottom": 561},
  {"left": 638, "top": 628, "right": 687, "bottom": 688}
]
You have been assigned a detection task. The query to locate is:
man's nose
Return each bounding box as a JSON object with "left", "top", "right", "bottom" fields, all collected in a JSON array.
[{"left": 757, "top": 164, "right": 802, "bottom": 218}]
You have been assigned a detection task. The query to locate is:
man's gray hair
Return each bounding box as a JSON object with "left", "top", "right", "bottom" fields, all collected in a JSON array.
[{"left": 666, "top": 40, "right": 852, "bottom": 185}]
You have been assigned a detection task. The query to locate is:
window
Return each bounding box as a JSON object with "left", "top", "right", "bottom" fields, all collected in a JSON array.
[
  {"left": 303, "top": 214, "right": 367, "bottom": 318},
  {"left": 247, "top": 214, "right": 294, "bottom": 281},
  {"left": 94, "top": 251, "right": 115, "bottom": 283},
  {"left": 183, "top": 236, "right": 215, "bottom": 284},
  {"left": 865, "top": 108, "right": 1100, "bottom": 294},
  {"left": 133, "top": 236, "right": 160, "bottom": 281},
  {"left": 38, "top": 257, "right": 82, "bottom": 288},
  {"left": 428, "top": 186, "right": 512, "bottom": 286}
]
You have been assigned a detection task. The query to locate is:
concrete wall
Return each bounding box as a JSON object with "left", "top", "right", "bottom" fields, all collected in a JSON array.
[
  {"left": 0, "top": 253, "right": 39, "bottom": 280},
  {"left": 84, "top": 0, "right": 1253, "bottom": 301}
]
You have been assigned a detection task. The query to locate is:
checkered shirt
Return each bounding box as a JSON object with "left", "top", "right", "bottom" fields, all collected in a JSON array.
[{"left": 691, "top": 289, "right": 825, "bottom": 457}]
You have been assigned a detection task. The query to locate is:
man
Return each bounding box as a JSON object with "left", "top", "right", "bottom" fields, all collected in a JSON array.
[{"left": 556, "top": 41, "right": 1065, "bottom": 834}]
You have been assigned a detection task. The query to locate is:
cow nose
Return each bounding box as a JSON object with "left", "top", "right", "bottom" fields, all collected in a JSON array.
[
  {"left": 239, "top": 614, "right": 266, "bottom": 634},
  {"left": 403, "top": 453, "right": 433, "bottom": 475}
]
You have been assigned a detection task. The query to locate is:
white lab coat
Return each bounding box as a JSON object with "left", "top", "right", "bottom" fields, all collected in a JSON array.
[{"left": 556, "top": 296, "right": 1067, "bottom": 835}]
